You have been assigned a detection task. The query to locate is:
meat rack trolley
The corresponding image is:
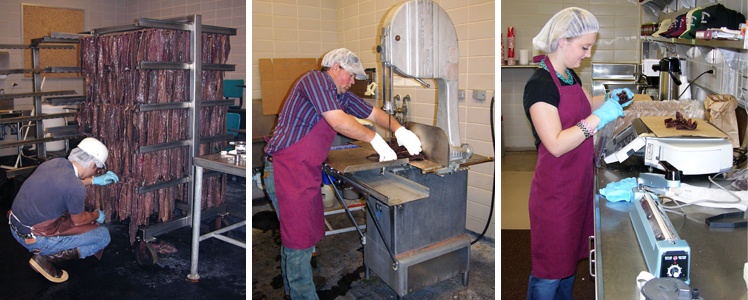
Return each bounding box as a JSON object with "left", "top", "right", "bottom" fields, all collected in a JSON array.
[
  {"left": 82, "top": 15, "right": 238, "bottom": 265},
  {"left": 188, "top": 152, "right": 246, "bottom": 281}
]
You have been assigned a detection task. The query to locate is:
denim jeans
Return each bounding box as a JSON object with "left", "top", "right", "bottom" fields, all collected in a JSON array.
[
  {"left": 527, "top": 272, "right": 575, "bottom": 300},
  {"left": 264, "top": 157, "right": 319, "bottom": 300},
  {"left": 10, "top": 226, "right": 110, "bottom": 258}
]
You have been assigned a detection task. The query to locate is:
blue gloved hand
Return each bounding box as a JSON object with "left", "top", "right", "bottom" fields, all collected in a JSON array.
[
  {"left": 93, "top": 171, "right": 119, "bottom": 186},
  {"left": 598, "top": 177, "right": 638, "bottom": 202},
  {"left": 95, "top": 209, "right": 105, "bottom": 223},
  {"left": 607, "top": 88, "right": 634, "bottom": 107},
  {"left": 592, "top": 99, "right": 625, "bottom": 131}
]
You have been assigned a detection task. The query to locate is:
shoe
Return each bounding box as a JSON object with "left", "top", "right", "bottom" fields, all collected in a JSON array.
[
  {"left": 28, "top": 248, "right": 80, "bottom": 283},
  {"left": 313, "top": 275, "right": 326, "bottom": 290}
]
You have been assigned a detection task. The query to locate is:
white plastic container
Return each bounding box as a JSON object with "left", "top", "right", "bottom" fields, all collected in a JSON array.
[
  {"left": 41, "top": 104, "right": 67, "bottom": 151},
  {"left": 321, "top": 184, "right": 335, "bottom": 208}
]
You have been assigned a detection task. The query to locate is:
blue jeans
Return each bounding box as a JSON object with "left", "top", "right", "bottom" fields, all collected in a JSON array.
[
  {"left": 527, "top": 272, "right": 575, "bottom": 300},
  {"left": 264, "top": 158, "right": 319, "bottom": 300},
  {"left": 10, "top": 226, "right": 110, "bottom": 258}
]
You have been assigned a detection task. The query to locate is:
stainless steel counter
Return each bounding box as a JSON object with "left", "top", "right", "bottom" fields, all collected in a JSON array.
[
  {"left": 188, "top": 152, "right": 246, "bottom": 281},
  {"left": 595, "top": 157, "right": 748, "bottom": 299}
]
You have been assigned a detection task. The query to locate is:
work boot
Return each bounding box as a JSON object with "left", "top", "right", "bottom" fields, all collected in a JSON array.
[{"left": 28, "top": 248, "right": 80, "bottom": 283}]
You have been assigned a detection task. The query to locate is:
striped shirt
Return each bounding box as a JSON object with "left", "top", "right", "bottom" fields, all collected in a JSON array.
[{"left": 264, "top": 70, "right": 374, "bottom": 155}]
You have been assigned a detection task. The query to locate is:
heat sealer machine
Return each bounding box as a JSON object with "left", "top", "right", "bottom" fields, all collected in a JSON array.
[{"left": 631, "top": 161, "right": 691, "bottom": 284}]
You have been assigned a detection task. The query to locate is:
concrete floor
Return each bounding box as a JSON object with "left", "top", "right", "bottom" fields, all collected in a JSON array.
[
  {"left": 251, "top": 196, "right": 495, "bottom": 300},
  {"left": 0, "top": 177, "right": 247, "bottom": 300}
]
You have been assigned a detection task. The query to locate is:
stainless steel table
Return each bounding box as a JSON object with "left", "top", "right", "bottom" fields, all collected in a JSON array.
[
  {"left": 187, "top": 152, "right": 246, "bottom": 281},
  {"left": 594, "top": 157, "right": 748, "bottom": 299}
]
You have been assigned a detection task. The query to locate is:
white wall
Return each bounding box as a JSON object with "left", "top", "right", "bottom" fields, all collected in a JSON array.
[{"left": 252, "top": 0, "right": 496, "bottom": 240}]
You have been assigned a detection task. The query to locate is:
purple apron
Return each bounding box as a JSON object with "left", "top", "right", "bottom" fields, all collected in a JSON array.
[
  {"left": 529, "top": 56, "right": 595, "bottom": 279},
  {"left": 272, "top": 119, "right": 336, "bottom": 249}
]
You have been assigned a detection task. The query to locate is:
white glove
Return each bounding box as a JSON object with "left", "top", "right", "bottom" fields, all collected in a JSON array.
[
  {"left": 369, "top": 133, "right": 397, "bottom": 162},
  {"left": 394, "top": 127, "right": 422, "bottom": 155}
]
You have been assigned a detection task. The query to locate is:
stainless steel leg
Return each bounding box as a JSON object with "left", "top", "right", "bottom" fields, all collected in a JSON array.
[
  {"left": 463, "top": 270, "right": 469, "bottom": 286},
  {"left": 187, "top": 165, "right": 204, "bottom": 281},
  {"left": 365, "top": 265, "right": 370, "bottom": 280}
]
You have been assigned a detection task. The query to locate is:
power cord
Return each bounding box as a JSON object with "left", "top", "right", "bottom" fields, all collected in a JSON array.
[
  {"left": 677, "top": 69, "right": 714, "bottom": 99},
  {"left": 471, "top": 96, "right": 495, "bottom": 245}
]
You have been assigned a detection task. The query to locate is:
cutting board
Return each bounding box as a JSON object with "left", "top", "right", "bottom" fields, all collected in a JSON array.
[{"left": 640, "top": 116, "right": 728, "bottom": 138}]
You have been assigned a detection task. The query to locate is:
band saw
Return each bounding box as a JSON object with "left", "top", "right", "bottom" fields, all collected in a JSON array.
[{"left": 322, "top": 1, "right": 493, "bottom": 298}]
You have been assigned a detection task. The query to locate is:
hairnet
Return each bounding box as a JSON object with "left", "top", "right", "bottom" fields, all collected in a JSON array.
[
  {"left": 321, "top": 48, "right": 368, "bottom": 80},
  {"left": 69, "top": 147, "right": 104, "bottom": 169},
  {"left": 532, "top": 7, "right": 599, "bottom": 53}
]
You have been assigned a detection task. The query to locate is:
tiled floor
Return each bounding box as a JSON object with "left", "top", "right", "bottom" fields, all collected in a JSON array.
[{"left": 500, "top": 151, "right": 537, "bottom": 230}]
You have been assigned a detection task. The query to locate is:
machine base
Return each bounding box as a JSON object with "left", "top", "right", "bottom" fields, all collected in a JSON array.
[{"left": 365, "top": 234, "right": 470, "bottom": 298}]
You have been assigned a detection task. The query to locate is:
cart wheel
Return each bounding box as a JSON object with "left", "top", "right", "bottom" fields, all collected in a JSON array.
[
  {"left": 135, "top": 241, "right": 158, "bottom": 266},
  {"left": 209, "top": 216, "right": 233, "bottom": 238}
]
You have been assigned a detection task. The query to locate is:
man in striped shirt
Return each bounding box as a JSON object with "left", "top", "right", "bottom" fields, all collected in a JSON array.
[{"left": 263, "top": 48, "right": 422, "bottom": 299}]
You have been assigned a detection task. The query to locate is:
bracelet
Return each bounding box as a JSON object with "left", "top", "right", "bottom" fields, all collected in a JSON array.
[
  {"left": 579, "top": 119, "right": 596, "bottom": 135},
  {"left": 576, "top": 122, "right": 591, "bottom": 139}
]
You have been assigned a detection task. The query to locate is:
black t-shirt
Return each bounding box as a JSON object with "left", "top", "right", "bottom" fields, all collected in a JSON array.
[{"left": 523, "top": 67, "right": 583, "bottom": 149}]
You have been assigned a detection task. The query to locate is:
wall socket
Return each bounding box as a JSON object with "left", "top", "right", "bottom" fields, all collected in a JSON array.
[
  {"left": 709, "top": 65, "right": 717, "bottom": 77},
  {"left": 473, "top": 90, "right": 486, "bottom": 100}
]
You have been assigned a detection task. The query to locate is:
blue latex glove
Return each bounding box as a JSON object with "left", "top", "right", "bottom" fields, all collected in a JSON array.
[
  {"left": 95, "top": 209, "right": 105, "bottom": 223},
  {"left": 607, "top": 88, "right": 634, "bottom": 107},
  {"left": 592, "top": 99, "right": 625, "bottom": 131},
  {"left": 93, "top": 171, "right": 119, "bottom": 186},
  {"left": 599, "top": 177, "right": 638, "bottom": 202}
]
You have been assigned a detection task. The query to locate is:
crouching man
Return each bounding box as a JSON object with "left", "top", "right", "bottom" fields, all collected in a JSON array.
[{"left": 8, "top": 137, "right": 119, "bottom": 283}]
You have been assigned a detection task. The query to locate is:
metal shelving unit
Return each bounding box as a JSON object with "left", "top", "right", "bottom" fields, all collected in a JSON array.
[
  {"left": 83, "top": 15, "right": 237, "bottom": 249},
  {"left": 0, "top": 37, "right": 83, "bottom": 176}
]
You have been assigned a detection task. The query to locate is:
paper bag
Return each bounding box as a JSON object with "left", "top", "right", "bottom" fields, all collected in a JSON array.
[{"left": 705, "top": 94, "right": 739, "bottom": 148}]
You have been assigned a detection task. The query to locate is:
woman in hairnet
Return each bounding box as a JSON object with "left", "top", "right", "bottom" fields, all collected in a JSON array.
[{"left": 522, "top": 7, "right": 633, "bottom": 299}]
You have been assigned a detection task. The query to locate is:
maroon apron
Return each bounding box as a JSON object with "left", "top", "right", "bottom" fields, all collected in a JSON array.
[
  {"left": 272, "top": 119, "right": 336, "bottom": 249},
  {"left": 529, "top": 56, "right": 594, "bottom": 279}
]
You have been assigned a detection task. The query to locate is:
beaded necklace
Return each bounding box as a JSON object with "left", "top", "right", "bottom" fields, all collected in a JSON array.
[{"left": 540, "top": 58, "right": 574, "bottom": 85}]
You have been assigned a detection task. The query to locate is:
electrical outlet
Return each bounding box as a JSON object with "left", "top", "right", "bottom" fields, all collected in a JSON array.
[
  {"left": 473, "top": 90, "right": 486, "bottom": 100},
  {"left": 709, "top": 65, "right": 717, "bottom": 77}
]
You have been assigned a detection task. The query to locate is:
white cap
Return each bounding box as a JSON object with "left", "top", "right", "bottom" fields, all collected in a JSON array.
[
  {"left": 77, "top": 137, "right": 108, "bottom": 168},
  {"left": 321, "top": 48, "right": 368, "bottom": 80}
]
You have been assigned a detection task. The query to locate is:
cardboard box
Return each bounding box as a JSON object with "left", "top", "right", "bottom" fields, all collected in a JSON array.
[{"left": 259, "top": 58, "right": 318, "bottom": 115}]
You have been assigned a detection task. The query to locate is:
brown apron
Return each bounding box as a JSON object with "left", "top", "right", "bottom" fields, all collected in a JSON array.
[
  {"left": 30, "top": 212, "right": 100, "bottom": 237},
  {"left": 9, "top": 210, "right": 100, "bottom": 237}
]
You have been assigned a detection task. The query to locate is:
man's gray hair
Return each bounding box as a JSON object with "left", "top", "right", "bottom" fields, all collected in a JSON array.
[{"left": 68, "top": 147, "right": 104, "bottom": 168}]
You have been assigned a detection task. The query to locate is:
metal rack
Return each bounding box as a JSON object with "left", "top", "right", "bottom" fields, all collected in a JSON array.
[
  {"left": 0, "top": 38, "right": 83, "bottom": 176},
  {"left": 82, "top": 15, "right": 237, "bottom": 252}
]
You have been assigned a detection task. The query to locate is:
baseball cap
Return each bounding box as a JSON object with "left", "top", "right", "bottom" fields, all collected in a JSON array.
[
  {"left": 661, "top": 14, "right": 684, "bottom": 38},
  {"left": 680, "top": 8, "right": 704, "bottom": 39},
  {"left": 651, "top": 19, "right": 673, "bottom": 37},
  {"left": 692, "top": 4, "right": 746, "bottom": 33},
  {"left": 321, "top": 48, "right": 368, "bottom": 80},
  {"left": 666, "top": 14, "right": 688, "bottom": 38}
]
